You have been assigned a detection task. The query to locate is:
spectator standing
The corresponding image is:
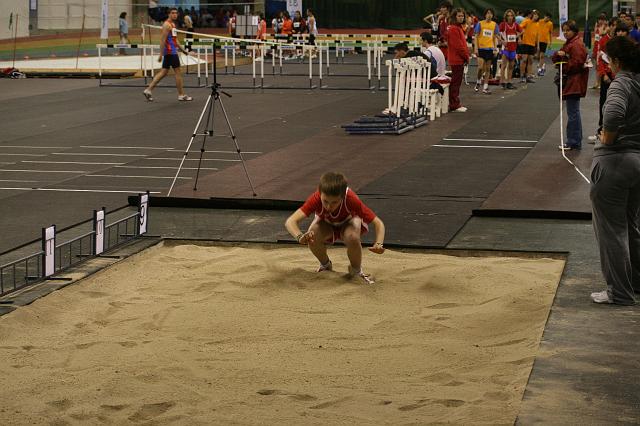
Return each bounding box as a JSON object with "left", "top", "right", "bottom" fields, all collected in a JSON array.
[
  {"left": 183, "top": 11, "right": 194, "bottom": 36},
  {"left": 272, "top": 11, "right": 283, "bottom": 35},
  {"left": 519, "top": 10, "right": 540, "bottom": 83},
  {"left": 293, "top": 10, "right": 306, "bottom": 34},
  {"left": 447, "top": 8, "right": 470, "bottom": 112},
  {"left": 228, "top": 9, "right": 237, "bottom": 37},
  {"left": 589, "top": 35, "right": 640, "bottom": 305},
  {"left": 552, "top": 20, "right": 589, "bottom": 150},
  {"left": 256, "top": 13, "right": 267, "bottom": 40},
  {"left": 436, "top": 1, "right": 453, "bottom": 61},
  {"left": 118, "top": 12, "right": 128, "bottom": 56},
  {"left": 630, "top": 13, "right": 640, "bottom": 42},
  {"left": 499, "top": 9, "right": 522, "bottom": 89},
  {"left": 307, "top": 9, "right": 318, "bottom": 44},
  {"left": 537, "top": 11, "right": 553, "bottom": 76},
  {"left": 281, "top": 11, "right": 293, "bottom": 36}
]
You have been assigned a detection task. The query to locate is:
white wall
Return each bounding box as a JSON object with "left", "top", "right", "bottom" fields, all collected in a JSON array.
[
  {"left": 37, "top": 0, "right": 132, "bottom": 31},
  {"left": 1, "top": 0, "right": 30, "bottom": 40}
]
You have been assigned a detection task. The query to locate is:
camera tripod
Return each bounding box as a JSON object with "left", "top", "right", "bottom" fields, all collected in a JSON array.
[{"left": 168, "top": 43, "right": 257, "bottom": 197}]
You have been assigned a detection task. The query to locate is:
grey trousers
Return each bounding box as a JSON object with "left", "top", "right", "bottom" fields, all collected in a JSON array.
[{"left": 590, "top": 152, "right": 640, "bottom": 305}]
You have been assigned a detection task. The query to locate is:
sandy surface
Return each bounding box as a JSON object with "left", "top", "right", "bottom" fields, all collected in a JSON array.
[{"left": 0, "top": 243, "right": 565, "bottom": 425}]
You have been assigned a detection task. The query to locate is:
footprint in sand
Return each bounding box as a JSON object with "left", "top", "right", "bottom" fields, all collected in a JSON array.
[
  {"left": 486, "top": 338, "right": 529, "bottom": 347},
  {"left": 47, "top": 399, "right": 72, "bottom": 412},
  {"left": 75, "top": 342, "right": 100, "bottom": 350},
  {"left": 398, "top": 402, "right": 427, "bottom": 411},
  {"left": 256, "top": 390, "right": 318, "bottom": 401},
  {"left": 127, "top": 401, "right": 175, "bottom": 422},
  {"left": 398, "top": 399, "right": 465, "bottom": 411},
  {"left": 100, "top": 404, "right": 129, "bottom": 412},
  {"left": 309, "top": 397, "right": 351, "bottom": 410},
  {"left": 426, "top": 303, "right": 459, "bottom": 309}
]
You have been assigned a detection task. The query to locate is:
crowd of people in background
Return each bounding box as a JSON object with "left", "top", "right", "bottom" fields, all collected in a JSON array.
[{"left": 146, "top": 2, "right": 318, "bottom": 41}]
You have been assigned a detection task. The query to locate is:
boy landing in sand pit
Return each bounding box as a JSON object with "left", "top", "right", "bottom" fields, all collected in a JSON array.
[{"left": 285, "top": 172, "right": 386, "bottom": 284}]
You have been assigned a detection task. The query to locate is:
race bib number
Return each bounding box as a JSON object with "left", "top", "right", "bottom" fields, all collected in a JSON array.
[
  {"left": 594, "top": 34, "right": 601, "bottom": 41},
  {"left": 171, "top": 27, "right": 177, "bottom": 37},
  {"left": 483, "top": 29, "right": 493, "bottom": 38},
  {"left": 507, "top": 34, "right": 517, "bottom": 42},
  {"left": 293, "top": 22, "right": 300, "bottom": 28}
]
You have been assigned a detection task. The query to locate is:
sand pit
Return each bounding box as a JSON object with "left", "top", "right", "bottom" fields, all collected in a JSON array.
[{"left": 0, "top": 242, "right": 565, "bottom": 424}]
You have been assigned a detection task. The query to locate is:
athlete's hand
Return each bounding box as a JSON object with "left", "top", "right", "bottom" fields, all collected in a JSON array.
[
  {"left": 157, "top": 55, "right": 162, "bottom": 62},
  {"left": 299, "top": 231, "right": 315, "bottom": 245},
  {"left": 368, "top": 243, "right": 385, "bottom": 254}
]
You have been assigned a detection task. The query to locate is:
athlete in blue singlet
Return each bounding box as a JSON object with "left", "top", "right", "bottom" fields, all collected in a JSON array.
[{"left": 143, "top": 8, "right": 193, "bottom": 102}]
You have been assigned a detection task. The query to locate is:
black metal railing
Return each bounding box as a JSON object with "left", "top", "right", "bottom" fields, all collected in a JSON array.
[
  {"left": 104, "top": 212, "right": 140, "bottom": 252},
  {"left": 0, "top": 192, "right": 149, "bottom": 298},
  {"left": 0, "top": 251, "right": 44, "bottom": 296}
]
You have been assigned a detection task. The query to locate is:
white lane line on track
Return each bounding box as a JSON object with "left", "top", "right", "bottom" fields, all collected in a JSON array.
[
  {"left": 0, "top": 153, "right": 47, "bottom": 157},
  {"left": 0, "top": 187, "right": 162, "bottom": 194},
  {"left": 86, "top": 174, "right": 192, "bottom": 179},
  {"left": 22, "top": 161, "right": 125, "bottom": 165},
  {"left": 147, "top": 158, "right": 240, "bottom": 162},
  {"left": 177, "top": 150, "right": 263, "bottom": 154},
  {"left": 0, "top": 169, "right": 87, "bottom": 173},
  {"left": 79, "top": 146, "right": 175, "bottom": 150},
  {"left": 0, "top": 179, "right": 40, "bottom": 183},
  {"left": 0, "top": 146, "right": 66, "bottom": 149},
  {"left": 433, "top": 145, "right": 532, "bottom": 149},
  {"left": 114, "top": 166, "right": 218, "bottom": 170},
  {"left": 0, "top": 162, "right": 15, "bottom": 165},
  {"left": 442, "top": 138, "right": 538, "bottom": 143},
  {"left": 51, "top": 153, "right": 147, "bottom": 157}
]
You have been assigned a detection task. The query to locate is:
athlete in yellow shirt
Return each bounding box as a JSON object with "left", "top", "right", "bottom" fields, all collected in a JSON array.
[
  {"left": 537, "top": 11, "right": 554, "bottom": 76},
  {"left": 518, "top": 10, "right": 540, "bottom": 83},
  {"left": 473, "top": 8, "right": 500, "bottom": 94}
]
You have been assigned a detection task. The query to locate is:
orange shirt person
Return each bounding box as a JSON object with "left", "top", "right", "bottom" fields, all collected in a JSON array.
[{"left": 281, "top": 11, "right": 293, "bottom": 35}]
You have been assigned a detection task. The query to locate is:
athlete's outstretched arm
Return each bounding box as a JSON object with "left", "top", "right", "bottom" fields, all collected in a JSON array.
[
  {"left": 285, "top": 209, "right": 315, "bottom": 244},
  {"left": 368, "top": 216, "right": 386, "bottom": 254}
]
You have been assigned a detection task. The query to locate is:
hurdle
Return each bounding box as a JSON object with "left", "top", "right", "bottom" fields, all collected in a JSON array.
[
  {"left": 342, "top": 56, "right": 430, "bottom": 135},
  {"left": 97, "top": 43, "right": 210, "bottom": 88}
]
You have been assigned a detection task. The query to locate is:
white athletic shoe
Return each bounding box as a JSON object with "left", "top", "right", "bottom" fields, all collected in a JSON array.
[
  {"left": 142, "top": 89, "right": 153, "bottom": 102},
  {"left": 590, "top": 290, "right": 612, "bottom": 304},
  {"left": 453, "top": 106, "right": 468, "bottom": 113},
  {"left": 348, "top": 266, "right": 375, "bottom": 285},
  {"left": 317, "top": 260, "right": 333, "bottom": 272},
  {"left": 178, "top": 95, "right": 193, "bottom": 101}
]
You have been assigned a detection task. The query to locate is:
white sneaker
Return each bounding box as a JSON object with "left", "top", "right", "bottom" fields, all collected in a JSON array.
[
  {"left": 348, "top": 266, "right": 375, "bottom": 284},
  {"left": 590, "top": 290, "right": 612, "bottom": 304},
  {"left": 453, "top": 106, "right": 468, "bottom": 113},
  {"left": 142, "top": 89, "right": 153, "bottom": 102},
  {"left": 317, "top": 260, "right": 332, "bottom": 272},
  {"left": 178, "top": 95, "right": 193, "bottom": 101}
]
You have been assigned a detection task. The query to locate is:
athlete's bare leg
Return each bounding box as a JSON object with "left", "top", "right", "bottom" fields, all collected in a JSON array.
[
  {"left": 307, "top": 220, "right": 334, "bottom": 265},
  {"left": 174, "top": 67, "right": 185, "bottom": 96},
  {"left": 500, "top": 54, "right": 508, "bottom": 84},
  {"left": 341, "top": 218, "right": 363, "bottom": 271},
  {"left": 147, "top": 68, "right": 168, "bottom": 91}
]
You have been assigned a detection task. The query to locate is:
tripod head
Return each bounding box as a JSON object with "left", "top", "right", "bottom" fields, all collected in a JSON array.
[{"left": 209, "top": 82, "right": 232, "bottom": 98}]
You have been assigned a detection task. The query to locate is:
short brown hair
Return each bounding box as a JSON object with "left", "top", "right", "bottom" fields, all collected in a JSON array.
[{"left": 318, "top": 172, "right": 347, "bottom": 197}]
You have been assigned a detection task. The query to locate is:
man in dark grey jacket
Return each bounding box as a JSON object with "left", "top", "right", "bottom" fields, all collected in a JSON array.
[{"left": 590, "top": 36, "right": 640, "bottom": 305}]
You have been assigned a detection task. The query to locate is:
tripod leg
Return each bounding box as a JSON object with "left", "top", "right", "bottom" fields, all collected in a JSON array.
[
  {"left": 193, "top": 92, "right": 217, "bottom": 191},
  {"left": 217, "top": 96, "right": 258, "bottom": 196},
  {"left": 167, "top": 93, "right": 213, "bottom": 196}
]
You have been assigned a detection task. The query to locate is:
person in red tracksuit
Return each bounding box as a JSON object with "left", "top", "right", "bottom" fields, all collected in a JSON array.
[
  {"left": 592, "top": 19, "right": 615, "bottom": 141},
  {"left": 447, "top": 8, "right": 470, "bottom": 112}
]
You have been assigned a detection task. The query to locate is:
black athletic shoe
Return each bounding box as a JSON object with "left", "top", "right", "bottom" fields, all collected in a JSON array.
[{"left": 506, "top": 82, "right": 516, "bottom": 90}]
